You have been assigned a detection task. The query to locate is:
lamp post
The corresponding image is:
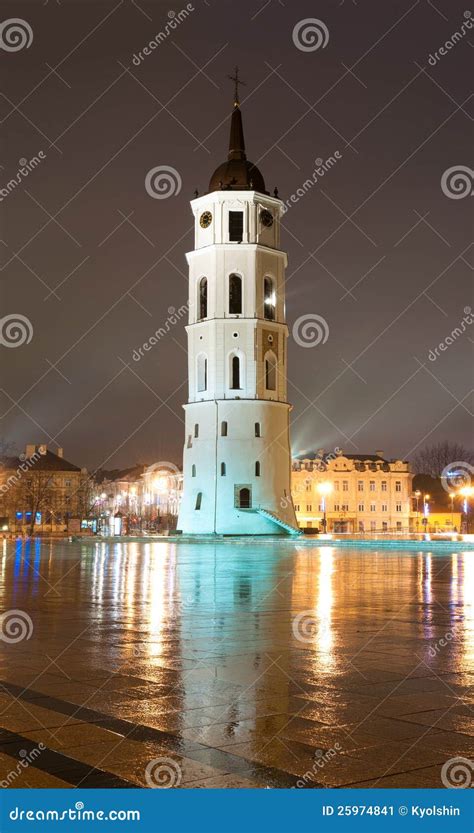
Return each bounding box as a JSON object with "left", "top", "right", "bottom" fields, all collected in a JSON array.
[
  {"left": 414, "top": 490, "right": 421, "bottom": 533},
  {"left": 317, "top": 481, "right": 333, "bottom": 534},
  {"left": 423, "top": 493, "right": 430, "bottom": 532},
  {"left": 459, "top": 486, "right": 474, "bottom": 533},
  {"left": 449, "top": 492, "right": 455, "bottom": 530}
]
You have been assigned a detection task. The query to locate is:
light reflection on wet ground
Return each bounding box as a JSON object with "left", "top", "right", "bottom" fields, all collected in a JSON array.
[{"left": 0, "top": 539, "right": 472, "bottom": 788}]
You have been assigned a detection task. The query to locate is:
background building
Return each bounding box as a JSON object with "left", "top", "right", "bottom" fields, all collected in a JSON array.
[
  {"left": 0, "top": 444, "right": 88, "bottom": 535},
  {"left": 292, "top": 450, "right": 412, "bottom": 534}
]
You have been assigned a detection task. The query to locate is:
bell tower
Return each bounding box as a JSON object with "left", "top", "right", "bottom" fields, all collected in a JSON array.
[{"left": 177, "top": 76, "right": 299, "bottom": 535}]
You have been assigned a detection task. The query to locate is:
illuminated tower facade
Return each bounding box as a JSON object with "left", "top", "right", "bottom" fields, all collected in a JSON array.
[{"left": 177, "top": 82, "right": 298, "bottom": 535}]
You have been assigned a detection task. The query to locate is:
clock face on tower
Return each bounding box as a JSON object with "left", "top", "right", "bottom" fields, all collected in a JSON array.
[
  {"left": 199, "top": 211, "right": 213, "bottom": 229},
  {"left": 260, "top": 209, "right": 273, "bottom": 228}
]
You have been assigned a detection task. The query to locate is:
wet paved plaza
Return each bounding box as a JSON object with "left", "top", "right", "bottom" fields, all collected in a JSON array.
[{"left": 0, "top": 539, "right": 472, "bottom": 789}]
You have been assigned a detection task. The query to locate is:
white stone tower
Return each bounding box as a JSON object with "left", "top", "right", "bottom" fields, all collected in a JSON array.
[{"left": 177, "top": 79, "right": 299, "bottom": 536}]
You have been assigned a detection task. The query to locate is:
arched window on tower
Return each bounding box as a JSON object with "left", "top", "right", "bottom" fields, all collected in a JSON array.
[
  {"left": 237, "top": 487, "right": 251, "bottom": 509},
  {"left": 191, "top": 464, "right": 196, "bottom": 477},
  {"left": 229, "top": 274, "right": 242, "bottom": 315},
  {"left": 198, "top": 277, "right": 208, "bottom": 320},
  {"left": 197, "top": 354, "right": 207, "bottom": 392},
  {"left": 255, "top": 422, "right": 261, "bottom": 437},
  {"left": 264, "top": 277, "right": 275, "bottom": 321},
  {"left": 265, "top": 352, "right": 277, "bottom": 391},
  {"left": 221, "top": 462, "right": 226, "bottom": 476},
  {"left": 230, "top": 354, "right": 241, "bottom": 390},
  {"left": 255, "top": 461, "right": 261, "bottom": 477},
  {"left": 221, "top": 421, "right": 228, "bottom": 437}
]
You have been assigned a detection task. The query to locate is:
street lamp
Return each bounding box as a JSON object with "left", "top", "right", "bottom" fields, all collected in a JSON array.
[
  {"left": 317, "top": 482, "right": 333, "bottom": 533},
  {"left": 459, "top": 486, "right": 474, "bottom": 533},
  {"left": 449, "top": 492, "right": 455, "bottom": 530},
  {"left": 414, "top": 490, "right": 421, "bottom": 533}
]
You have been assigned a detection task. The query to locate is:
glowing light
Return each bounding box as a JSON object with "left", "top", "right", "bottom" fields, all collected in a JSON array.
[{"left": 153, "top": 476, "right": 168, "bottom": 493}]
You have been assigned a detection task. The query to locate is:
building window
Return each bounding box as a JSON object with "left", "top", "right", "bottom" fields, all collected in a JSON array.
[
  {"left": 306, "top": 483, "right": 311, "bottom": 492},
  {"left": 318, "top": 503, "right": 323, "bottom": 512},
  {"left": 342, "top": 480, "right": 348, "bottom": 491},
  {"left": 370, "top": 521, "right": 376, "bottom": 531},
  {"left": 265, "top": 353, "right": 277, "bottom": 391},
  {"left": 231, "top": 355, "right": 241, "bottom": 389},
  {"left": 358, "top": 503, "right": 364, "bottom": 512},
  {"left": 263, "top": 277, "right": 275, "bottom": 320},
  {"left": 359, "top": 521, "right": 364, "bottom": 532},
  {"left": 395, "top": 481, "right": 401, "bottom": 492},
  {"left": 396, "top": 521, "right": 402, "bottom": 530},
  {"left": 229, "top": 211, "right": 243, "bottom": 242},
  {"left": 195, "top": 492, "right": 202, "bottom": 510},
  {"left": 187, "top": 435, "right": 192, "bottom": 448},
  {"left": 334, "top": 481, "right": 340, "bottom": 491},
  {"left": 295, "top": 504, "right": 300, "bottom": 512},
  {"left": 194, "top": 423, "right": 199, "bottom": 438},
  {"left": 255, "top": 422, "right": 261, "bottom": 437},
  {"left": 369, "top": 480, "right": 376, "bottom": 491},
  {"left": 255, "top": 461, "right": 260, "bottom": 477},
  {"left": 341, "top": 503, "right": 349, "bottom": 511},
  {"left": 358, "top": 481, "right": 363, "bottom": 491},
  {"left": 197, "top": 354, "right": 207, "bottom": 392},
  {"left": 396, "top": 501, "right": 402, "bottom": 512},
  {"left": 306, "top": 504, "right": 312, "bottom": 512},
  {"left": 229, "top": 274, "right": 242, "bottom": 314},
  {"left": 221, "top": 420, "right": 228, "bottom": 437},
  {"left": 381, "top": 481, "right": 387, "bottom": 492},
  {"left": 191, "top": 464, "right": 196, "bottom": 477},
  {"left": 236, "top": 486, "right": 251, "bottom": 509},
  {"left": 334, "top": 503, "right": 340, "bottom": 512},
  {"left": 382, "top": 521, "right": 388, "bottom": 531},
  {"left": 221, "top": 462, "right": 226, "bottom": 476},
  {"left": 198, "top": 277, "right": 207, "bottom": 319},
  {"left": 370, "top": 503, "right": 376, "bottom": 512},
  {"left": 382, "top": 503, "right": 388, "bottom": 512}
]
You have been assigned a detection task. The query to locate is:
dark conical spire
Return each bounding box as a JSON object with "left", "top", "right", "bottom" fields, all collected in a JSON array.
[
  {"left": 228, "top": 104, "right": 246, "bottom": 161},
  {"left": 207, "top": 68, "right": 267, "bottom": 194}
]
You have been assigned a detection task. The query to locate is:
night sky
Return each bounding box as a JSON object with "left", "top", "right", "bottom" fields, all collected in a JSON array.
[{"left": 1, "top": 0, "right": 472, "bottom": 472}]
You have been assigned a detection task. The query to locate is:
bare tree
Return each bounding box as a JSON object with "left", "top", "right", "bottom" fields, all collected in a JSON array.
[
  {"left": 18, "top": 471, "right": 55, "bottom": 536},
  {"left": 411, "top": 441, "right": 474, "bottom": 476}
]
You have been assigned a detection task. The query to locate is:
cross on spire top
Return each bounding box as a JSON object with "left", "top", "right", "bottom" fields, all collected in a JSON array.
[{"left": 227, "top": 66, "right": 246, "bottom": 107}]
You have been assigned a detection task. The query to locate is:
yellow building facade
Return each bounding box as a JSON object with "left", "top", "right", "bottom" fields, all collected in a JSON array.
[{"left": 292, "top": 451, "right": 412, "bottom": 534}]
